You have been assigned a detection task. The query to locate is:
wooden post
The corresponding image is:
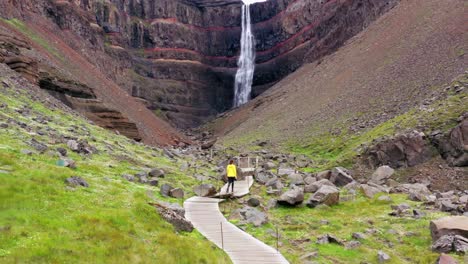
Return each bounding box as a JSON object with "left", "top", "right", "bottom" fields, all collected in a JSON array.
[
  {"left": 276, "top": 226, "right": 279, "bottom": 252},
  {"left": 220, "top": 222, "right": 224, "bottom": 250}
]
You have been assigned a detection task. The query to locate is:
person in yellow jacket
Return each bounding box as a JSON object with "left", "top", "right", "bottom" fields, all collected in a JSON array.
[{"left": 226, "top": 160, "right": 237, "bottom": 193}]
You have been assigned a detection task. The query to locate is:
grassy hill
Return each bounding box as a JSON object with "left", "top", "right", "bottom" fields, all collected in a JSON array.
[{"left": 0, "top": 65, "right": 230, "bottom": 264}]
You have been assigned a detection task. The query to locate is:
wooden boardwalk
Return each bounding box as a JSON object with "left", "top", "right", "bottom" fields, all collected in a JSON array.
[
  {"left": 216, "top": 176, "right": 254, "bottom": 197},
  {"left": 184, "top": 197, "right": 289, "bottom": 264}
]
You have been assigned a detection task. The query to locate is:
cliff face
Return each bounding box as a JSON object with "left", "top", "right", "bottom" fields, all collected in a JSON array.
[{"left": 0, "top": 0, "right": 399, "bottom": 129}]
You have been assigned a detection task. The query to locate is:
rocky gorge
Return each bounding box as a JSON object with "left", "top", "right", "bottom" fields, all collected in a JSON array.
[{"left": 1, "top": 0, "right": 400, "bottom": 128}]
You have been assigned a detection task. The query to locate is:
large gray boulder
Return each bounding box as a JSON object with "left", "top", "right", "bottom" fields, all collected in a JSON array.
[
  {"left": 230, "top": 207, "right": 268, "bottom": 227},
  {"left": 160, "top": 184, "right": 173, "bottom": 197},
  {"left": 370, "top": 166, "right": 395, "bottom": 185},
  {"left": 288, "top": 173, "right": 305, "bottom": 185},
  {"left": 306, "top": 185, "right": 340, "bottom": 208},
  {"left": 169, "top": 188, "right": 184, "bottom": 199},
  {"left": 316, "top": 170, "right": 332, "bottom": 180},
  {"left": 430, "top": 118, "right": 468, "bottom": 167},
  {"left": 430, "top": 216, "right": 468, "bottom": 241},
  {"left": 278, "top": 187, "right": 304, "bottom": 206},
  {"left": 330, "top": 167, "right": 354, "bottom": 186},
  {"left": 305, "top": 179, "right": 335, "bottom": 193},
  {"left": 193, "top": 184, "right": 217, "bottom": 197},
  {"left": 255, "top": 169, "right": 277, "bottom": 185}
]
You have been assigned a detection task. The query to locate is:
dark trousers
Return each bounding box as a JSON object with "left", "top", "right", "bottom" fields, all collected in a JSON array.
[{"left": 227, "top": 177, "right": 235, "bottom": 192}]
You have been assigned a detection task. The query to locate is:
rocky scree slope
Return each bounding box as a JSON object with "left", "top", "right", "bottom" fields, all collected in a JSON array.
[
  {"left": 1, "top": 0, "right": 400, "bottom": 128},
  {"left": 0, "top": 1, "right": 187, "bottom": 146},
  {"left": 0, "top": 63, "right": 231, "bottom": 263},
  {"left": 212, "top": 0, "right": 467, "bottom": 156}
]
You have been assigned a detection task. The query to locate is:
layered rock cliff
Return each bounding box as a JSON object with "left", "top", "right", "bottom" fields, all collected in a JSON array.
[{"left": 0, "top": 0, "right": 399, "bottom": 130}]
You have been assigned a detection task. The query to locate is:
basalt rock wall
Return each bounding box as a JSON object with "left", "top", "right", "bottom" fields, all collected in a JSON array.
[{"left": 0, "top": 0, "right": 399, "bottom": 128}]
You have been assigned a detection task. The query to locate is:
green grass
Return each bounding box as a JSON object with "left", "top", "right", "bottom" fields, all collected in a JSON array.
[
  {"left": 223, "top": 191, "right": 464, "bottom": 264},
  {"left": 0, "top": 78, "right": 230, "bottom": 263}
]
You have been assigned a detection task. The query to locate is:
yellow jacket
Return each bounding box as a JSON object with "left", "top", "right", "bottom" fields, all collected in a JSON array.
[{"left": 226, "top": 164, "right": 237, "bottom": 178}]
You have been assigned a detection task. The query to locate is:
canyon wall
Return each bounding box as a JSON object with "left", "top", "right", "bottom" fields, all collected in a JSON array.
[{"left": 0, "top": 0, "right": 399, "bottom": 129}]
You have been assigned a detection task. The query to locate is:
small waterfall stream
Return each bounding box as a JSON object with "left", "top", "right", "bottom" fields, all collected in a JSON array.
[{"left": 233, "top": 3, "right": 255, "bottom": 107}]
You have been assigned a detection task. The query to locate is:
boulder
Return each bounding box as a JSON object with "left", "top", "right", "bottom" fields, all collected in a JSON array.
[
  {"left": 149, "top": 168, "right": 165, "bottom": 178},
  {"left": 278, "top": 167, "right": 295, "bottom": 177},
  {"left": 432, "top": 235, "right": 455, "bottom": 253},
  {"left": 391, "top": 183, "right": 431, "bottom": 197},
  {"left": 430, "top": 118, "right": 468, "bottom": 167},
  {"left": 360, "top": 184, "right": 384, "bottom": 198},
  {"left": 304, "top": 175, "right": 317, "bottom": 185},
  {"left": 266, "top": 199, "right": 278, "bottom": 209},
  {"left": 194, "top": 184, "right": 217, "bottom": 197},
  {"left": 370, "top": 165, "right": 395, "bottom": 185},
  {"left": 346, "top": 240, "right": 361, "bottom": 249},
  {"left": 377, "top": 251, "right": 391, "bottom": 263},
  {"left": 316, "top": 234, "right": 343, "bottom": 245},
  {"left": 435, "top": 253, "right": 459, "bottom": 264},
  {"left": 430, "top": 216, "right": 468, "bottom": 241},
  {"left": 169, "top": 188, "right": 184, "bottom": 199},
  {"left": 152, "top": 203, "right": 193, "bottom": 232},
  {"left": 247, "top": 197, "right": 260, "bottom": 207},
  {"left": 453, "top": 235, "right": 468, "bottom": 253},
  {"left": 264, "top": 162, "right": 276, "bottom": 170},
  {"left": 29, "top": 138, "right": 48, "bottom": 153},
  {"left": 288, "top": 173, "right": 305, "bottom": 185},
  {"left": 330, "top": 167, "right": 354, "bottom": 186},
  {"left": 231, "top": 207, "right": 268, "bottom": 227},
  {"left": 364, "top": 130, "right": 433, "bottom": 168},
  {"left": 278, "top": 187, "right": 304, "bottom": 206},
  {"left": 255, "top": 169, "right": 276, "bottom": 185},
  {"left": 265, "top": 178, "right": 284, "bottom": 190},
  {"left": 352, "top": 232, "right": 366, "bottom": 240},
  {"left": 316, "top": 170, "right": 332, "bottom": 180},
  {"left": 121, "top": 174, "right": 135, "bottom": 182},
  {"left": 305, "top": 179, "right": 335, "bottom": 193},
  {"left": 148, "top": 177, "right": 159, "bottom": 186},
  {"left": 65, "top": 176, "right": 88, "bottom": 188},
  {"left": 160, "top": 184, "right": 173, "bottom": 197},
  {"left": 306, "top": 185, "right": 340, "bottom": 208}
]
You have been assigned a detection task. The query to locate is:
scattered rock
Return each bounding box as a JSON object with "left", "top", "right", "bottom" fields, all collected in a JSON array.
[
  {"left": 152, "top": 203, "right": 193, "bottom": 232},
  {"left": 432, "top": 235, "right": 456, "bottom": 253},
  {"left": 194, "top": 184, "right": 217, "bottom": 197},
  {"left": 121, "top": 174, "right": 135, "bottom": 182},
  {"left": 377, "top": 250, "right": 391, "bottom": 262},
  {"left": 148, "top": 178, "right": 159, "bottom": 186},
  {"left": 306, "top": 185, "right": 340, "bottom": 208},
  {"left": 316, "top": 234, "right": 344, "bottom": 245},
  {"left": 264, "top": 162, "right": 276, "bottom": 170},
  {"left": 435, "top": 253, "right": 459, "bottom": 264},
  {"left": 65, "top": 176, "right": 88, "bottom": 188},
  {"left": 346, "top": 240, "right": 361, "bottom": 249},
  {"left": 149, "top": 168, "right": 165, "bottom": 178},
  {"left": 370, "top": 165, "right": 395, "bottom": 185},
  {"left": 169, "top": 188, "right": 184, "bottom": 199},
  {"left": 20, "top": 149, "right": 33, "bottom": 155},
  {"left": 453, "top": 235, "right": 468, "bottom": 253},
  {"left": 413, "top": 209, "right": 426, "bottom": 218},
  {"left": 316, "top": 170, "right": 332, "bottom": 180},
  {"left": 300, "top": 252, "right": 318, "bottom": 261},
  {"left": 29, "top": 138, "right": 48, "bottom": 153},
  {"left": 430, "top": 216, "right": 468, "bottom": 241},
  {"left": 360, "top": 184, "right": 384, "bottom": 198},
  {"left": 247, "top": 197, "right": 260, "bottom": 207},
  {"left": 278, "top": 187, "right": 304, "bottom": 206},
  {"left": 330, "top": 167, "right": 354, "bottom": 186},
  {"left": 160, "top": 184, "right": 173, "bottom": 197},
  {"left": 57, "top": 147, "right": 67, "bottom": 157},
  {"left": 364, "top": 130, "right": 433, "bottom": 168},
  {"left": 352, "top": 232, "right": 366, "bottom": 240},
  {"left": 378, "top": 195, "right": 393, "bottom": 202},
  {"left": 288, "top": 173, "right": 305, "bottom": 185},
  {"left": 305, "top": 179, "right": 335, "bottom": 193},
  {"left": 266, "top": 199, "right": 278, "bottom": 209},
  {"left": 231, "top": 207, "right": 268, "bottom": 227},
  {"left": 278, "top": 167, "right": 295, "bottom": 177}
]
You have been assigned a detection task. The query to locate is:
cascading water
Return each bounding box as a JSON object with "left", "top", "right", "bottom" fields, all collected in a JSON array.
[{"left": 233, "top": 3, "right": 256, "bottom": 108}]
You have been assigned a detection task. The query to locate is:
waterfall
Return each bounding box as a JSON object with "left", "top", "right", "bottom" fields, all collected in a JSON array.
[{"left": 233, "top": 3, "right": 255, "bottom": 108}]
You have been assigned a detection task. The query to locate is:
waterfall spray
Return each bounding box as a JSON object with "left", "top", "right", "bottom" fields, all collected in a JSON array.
[{"left": 233, "top": 3, "right": 255, "bottom": 107}]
